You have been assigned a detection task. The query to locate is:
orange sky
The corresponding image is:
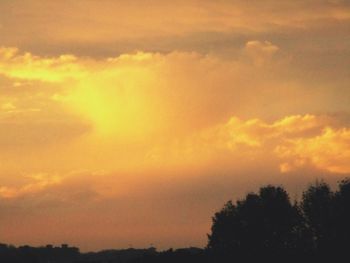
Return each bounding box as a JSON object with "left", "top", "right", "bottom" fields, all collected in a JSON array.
[{"left": 0, "top": 0, "right": 350, "bottom": 251}]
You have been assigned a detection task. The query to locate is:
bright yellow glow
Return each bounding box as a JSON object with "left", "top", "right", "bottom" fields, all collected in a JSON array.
[{"left": 66, "top": 66, "right": 158, "bottom": 138}]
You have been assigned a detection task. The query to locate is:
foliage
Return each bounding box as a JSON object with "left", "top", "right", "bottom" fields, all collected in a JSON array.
[{"left": 208, "top": 179, "right": 350, "bottom": 262}]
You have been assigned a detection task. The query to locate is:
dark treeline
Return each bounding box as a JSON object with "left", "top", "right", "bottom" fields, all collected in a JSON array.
[
  {"left": 0, "top": 244, "right": 204, "bottom": 263},
  {"left": 0, "top": 244, "right": 80, "bottom": 263},
  {"left": 1, "top": 178, "right": 350, "bottom": 263},
  {"left": 207, "top": 178, "right": 350, "bottom": 262}
]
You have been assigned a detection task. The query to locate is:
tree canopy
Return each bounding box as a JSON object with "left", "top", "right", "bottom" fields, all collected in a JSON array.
[{"left": 208, "top": 179, "right": 350, "bottom": 262}]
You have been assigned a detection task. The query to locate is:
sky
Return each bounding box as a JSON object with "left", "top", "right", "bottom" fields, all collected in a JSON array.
[{"left": 0, "top": 0, "right": 350, "bottom": 252}]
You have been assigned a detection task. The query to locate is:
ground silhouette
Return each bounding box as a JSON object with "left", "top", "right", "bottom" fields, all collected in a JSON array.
[{"left": 1, "top": 178, "right": 349, "bottom": 262}]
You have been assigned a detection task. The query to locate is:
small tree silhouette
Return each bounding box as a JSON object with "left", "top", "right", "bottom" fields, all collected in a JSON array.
[
  {"left": 300, "top": 181, "right": 335, "bottom": 253},
  {"left": 333, "top": 179, "right": 350, "bottom": 255}
]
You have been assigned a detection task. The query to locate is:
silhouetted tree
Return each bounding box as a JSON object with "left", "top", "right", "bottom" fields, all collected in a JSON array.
[
  {"left": 207, "top": 200, "right": 239, "bottom": 260},
  {"left": 208, "top": 179, "right": 350, "bottom": 262},
  {"left": 333, "top": 179, "right": 350, "bottom": 255},
  {"left": 299, "top": 179, "right": 350, "bottom": 259},
  {"left": 208, "top": 185, "right": 300, "bottom": 261},
  {"left": 300, "top": 181, "right": 335, "bottom": 254}
]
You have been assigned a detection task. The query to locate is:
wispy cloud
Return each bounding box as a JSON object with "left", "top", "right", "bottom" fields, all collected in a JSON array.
[{"left": 0, "top": 173, "right": 62, "bottom": 199}]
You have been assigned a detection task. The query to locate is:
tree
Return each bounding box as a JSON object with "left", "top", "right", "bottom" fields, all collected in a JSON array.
[
  {"left": 300, "top": 181, "right": 335, "bottom": 252},
  {"left": 333, "top": 179, "right": 350, "bottom": 254},
  {"left": 208, "top": 185, "right": 300, "bottom": 261}
]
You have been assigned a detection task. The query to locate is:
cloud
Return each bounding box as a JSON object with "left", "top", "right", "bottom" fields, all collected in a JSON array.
[
  {"left": 244, "top": 40, "right": 279, "bottom": 66},
  {"left": 218, "top": 114, "right": 350, "bottom": 174},
  {"left": 0, "top": 46, "right": 268, "bottom": 139},
  {"left": 0, "top": 173, "right": 62, "bottom": 199},
  {"left": 1, "top": 0, "right": 349, "bottom": 50},
  {"left": 0, "top": 47, "right": 85, "bottom": 82},
  {"left": 147, "top": 114, "right": 350, "bottom": 174},
  {"left": 0, "top": 45, "right": 349, "bottom": 174},
  {"left": 1, "top": 102, "right": 16, "bottom": 111},
  {"left": 276, "top": 127, "right": 350, "bottom": 174},
  {"left": 4, "top": 115, "right": 346, "bottom": 201}
]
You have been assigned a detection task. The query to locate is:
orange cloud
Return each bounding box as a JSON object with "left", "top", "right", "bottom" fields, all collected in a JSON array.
[
  {"left": 0, "top": 174, "right": 62, "bottom": 199},
  {"left": 1, "top": 0, "right": 349, "bottom": 49},
  {"left": 0, "top": 46, "right": 348, "bottom": 188},
  {"left": 244, "top": 40, "right": 279, "bottom": 66},
  {"left": 0, "top": 47, "right": 85, "bottom": 82},
  {"left": 1, "top": 102, "right": 16, "bottom": 111},
  {"left": 147, "top": 114, "right": 350, "bottom": 174},
  {"left": 216, "top": 115, "right": 350, "bottom": 174},
  {"left": 276, "top": 127, "right": 350, "bottom": 174}
]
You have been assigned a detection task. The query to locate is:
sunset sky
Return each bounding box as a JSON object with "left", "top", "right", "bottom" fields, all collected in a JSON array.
[{"left": 0, "top": 0, "right": 350, "bottom": 251}]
